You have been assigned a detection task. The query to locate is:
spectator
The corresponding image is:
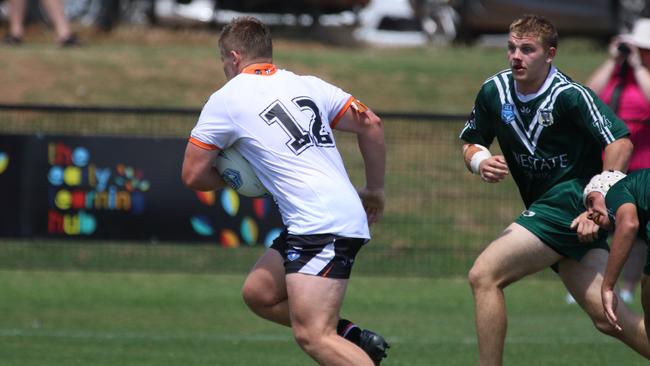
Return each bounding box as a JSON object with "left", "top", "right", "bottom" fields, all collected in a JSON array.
[
  {"left": 585, "top": 17, "right": 650, "bottom": 304},
  {"left": 3, "top": 0, "right": 80, "bottom": 46}
]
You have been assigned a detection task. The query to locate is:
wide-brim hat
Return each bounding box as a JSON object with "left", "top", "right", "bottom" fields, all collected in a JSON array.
[{"left": 622, "top": 18, "right": 650, "bottom": 50}]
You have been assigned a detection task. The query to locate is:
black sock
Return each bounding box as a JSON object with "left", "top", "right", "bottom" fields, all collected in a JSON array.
[{"left": 337, "top": 318, "right": 361, "bottom": 345}]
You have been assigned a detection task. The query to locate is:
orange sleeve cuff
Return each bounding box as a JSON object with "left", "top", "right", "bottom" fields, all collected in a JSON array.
[
  {"left": 330, "top": 96, "right": 354, "bottom": 129},
  {"left": 189, "top": 137, "right": 219, "bottom": 150}
]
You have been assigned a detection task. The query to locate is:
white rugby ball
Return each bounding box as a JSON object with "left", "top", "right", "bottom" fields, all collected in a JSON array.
[{"left": 214, "top": 148, "right": 269, "bottom": 198}]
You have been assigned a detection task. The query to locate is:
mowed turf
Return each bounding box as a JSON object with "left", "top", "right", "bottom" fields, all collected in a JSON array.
[
  {"left": 0, "top": 29, "right": 643, "bottom": 366},
  {"left": 0, "top": 270, "right": 647, "bottom": 366}
]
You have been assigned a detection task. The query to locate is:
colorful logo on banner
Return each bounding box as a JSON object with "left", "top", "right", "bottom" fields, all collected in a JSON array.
[
  {"left": 190, "top": 188, "right": 282, "bottom": 248},
  {"left": 0, "top": 152, "right": 8, "bottom": 175},
  {"left": 47, "top": 142, "right": 150, "bottom": 235}
]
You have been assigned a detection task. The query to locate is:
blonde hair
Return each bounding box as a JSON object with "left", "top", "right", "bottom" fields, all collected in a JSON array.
[
  {"left": 510, "top": 14, "right": 558, "bottom": 49},
  {"left": 218, "top": 16, "right": 273, "bottom": 61}
]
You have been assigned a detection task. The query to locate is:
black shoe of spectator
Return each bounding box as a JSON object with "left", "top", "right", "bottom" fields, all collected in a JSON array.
[
  {"left": 3, "top": 34, "right": 23, "bottom": 46},
  {"left": 60, "top": 34, "right": 81, "bottom": 48},
  {"left": 359, "top": 329, "right": 390, "bottom": 365}
]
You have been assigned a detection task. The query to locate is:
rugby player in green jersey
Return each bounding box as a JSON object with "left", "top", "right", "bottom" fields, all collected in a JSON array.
[
  {"left": 584, "top": 169, "right": 650, "bottom": 342},
  {"left": 459, "top": 14, "right": 649, "bottom": 365}
]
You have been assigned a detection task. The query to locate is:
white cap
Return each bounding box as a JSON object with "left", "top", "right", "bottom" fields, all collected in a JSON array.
[
  {"left": 621, "top": 18, "right": 650, "bottom": 50},
  {"left": 583, "top": 170, "right": 627, "bottom": 207}
]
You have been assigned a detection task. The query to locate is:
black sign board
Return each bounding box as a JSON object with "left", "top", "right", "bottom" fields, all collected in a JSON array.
[{"left": 0, "top": 134, "right": 283, "bottom": 247}]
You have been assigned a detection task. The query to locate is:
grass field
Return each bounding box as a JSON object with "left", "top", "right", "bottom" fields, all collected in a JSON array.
[
  {"left": 1, "top": 270, "right": 648, "bottom": 366},
  {"left": 1, "top": 23, "right": 643, "bottom": 366}
]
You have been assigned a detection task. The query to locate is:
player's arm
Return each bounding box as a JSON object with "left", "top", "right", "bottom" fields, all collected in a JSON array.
[
  {"left": 335, "top": 101, "right": 385, "bottom": 225},
  {"left": 572, "top": 86, "right": 632, "bottom": 173},
  {"left": 602, "top": 137, "right": 633, "bottom": 173},
  {"left": 459, "top": 83, "right": 505, "bottom": 182},
  {"left": 602, "top": 203, "right": 639, "bottom": 331},
  {"left": 569, "top": 88, "right": 632, "bottom": 241},
  {"left": 572, "top": 138, "right": 632, "bottom": 241},
  {"left": 461, "top": 143, "right": 509, "bottom": 183},
  {"left": 181, "top": 141, "right": 227, "bottom": 192}
]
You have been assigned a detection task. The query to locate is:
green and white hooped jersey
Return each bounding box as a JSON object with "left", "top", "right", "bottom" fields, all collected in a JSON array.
[{"left": 460, "top": 66, "right": 629, "bottom": 207}]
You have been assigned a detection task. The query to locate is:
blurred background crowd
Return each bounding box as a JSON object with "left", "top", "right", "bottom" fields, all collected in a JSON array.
[{"left": 1, "top": 0, "right": 649, "bottom": 47}]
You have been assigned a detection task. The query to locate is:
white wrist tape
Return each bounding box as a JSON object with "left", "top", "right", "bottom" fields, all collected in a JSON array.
[{"left": 469, "top": 144, "right": 491, "bottom": 175}]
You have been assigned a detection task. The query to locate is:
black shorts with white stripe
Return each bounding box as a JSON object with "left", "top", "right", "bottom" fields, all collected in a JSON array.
[{"left": 270, "top": 230, "right": 366, "bottom": 279}]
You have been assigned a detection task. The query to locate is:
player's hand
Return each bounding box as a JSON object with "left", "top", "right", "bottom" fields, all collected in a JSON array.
[
  {"left": 479, "top": 155, "right": 509, "bottom": 183},
  {"left": 358, "top": 187, "right": 385, "bottom": 225},
  {"left": 602, "top": 287, "right": 622, "bottom": 332},
  {"left": 570, "top": 211, "right": 600, "bottom": 243}
]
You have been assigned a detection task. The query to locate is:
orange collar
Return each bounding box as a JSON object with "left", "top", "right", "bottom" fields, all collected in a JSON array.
[{"left": 241, "top": 63, "right": 277, "bottom": 76}]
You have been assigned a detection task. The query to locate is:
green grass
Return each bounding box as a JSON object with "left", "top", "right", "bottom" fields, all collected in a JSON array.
[
  {"left": 1, "top": 31, "right": 637, "bottom": 366},
  {"left": 0, "top": 29, "right": 609, "bottom": 114},
  {"left": 0, "top": 270, "right": 647, "bottom": 366}
]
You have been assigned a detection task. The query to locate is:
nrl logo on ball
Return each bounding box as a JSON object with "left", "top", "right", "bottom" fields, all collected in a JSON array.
[{"left": 538, "top": 108, "right": 554, "bottom": 127}]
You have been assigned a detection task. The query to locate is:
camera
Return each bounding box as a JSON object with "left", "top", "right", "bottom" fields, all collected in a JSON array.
[{"left": 618, "top": 42, "right": 631, "bottom": 56}]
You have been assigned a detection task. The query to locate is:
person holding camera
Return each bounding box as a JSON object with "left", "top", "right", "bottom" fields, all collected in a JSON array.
[{"left": 585, "top": 18, "right": 650, "bottom": 305}]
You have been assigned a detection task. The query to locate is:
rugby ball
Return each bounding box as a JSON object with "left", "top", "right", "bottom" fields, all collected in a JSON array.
[{"left": 213, "top": 148, "right": 269, "bottom": 198}]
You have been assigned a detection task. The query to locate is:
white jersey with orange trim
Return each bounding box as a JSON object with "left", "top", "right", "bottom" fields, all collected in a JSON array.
[{"left": 190, "top": 64, "right": 369, "bottom": 239}]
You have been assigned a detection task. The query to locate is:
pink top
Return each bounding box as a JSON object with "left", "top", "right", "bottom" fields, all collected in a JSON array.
[{"left": 599, "top": 65, "right": 650, "bottom": 171}]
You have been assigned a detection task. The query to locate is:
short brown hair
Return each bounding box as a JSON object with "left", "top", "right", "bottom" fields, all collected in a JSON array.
[
  {"left": 218, "top": 16, "right": 273, "bottom": 61},
  {"left": 509, "top": 14, "right": 558, "bottom": 49}
]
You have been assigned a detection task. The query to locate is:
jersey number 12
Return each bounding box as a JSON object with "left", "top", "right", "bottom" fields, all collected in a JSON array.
[{"left": 260, "top": 97, "right": 335, "bottom": 155}]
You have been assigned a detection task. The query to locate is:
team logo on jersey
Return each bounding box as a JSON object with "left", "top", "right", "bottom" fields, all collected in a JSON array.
[
  {"left": 521, "top": 210, "right": 536, "bottom": 217},
  {"left": 538, "top": 108, "right": 554, "bottom": 127},
  {"left": 501, "top": 104, "right": 515, "bottom": 124},
  {"left": 286, "top": 250, "right": 301, "bottom": 261}
]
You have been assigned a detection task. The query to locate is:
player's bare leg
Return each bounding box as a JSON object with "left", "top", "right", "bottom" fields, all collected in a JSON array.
[
  {"left": 286, "top": 273, "right": 374, "bottom": 366},
  {"left": 560, "top": 250, "right": 650, "bottom": 358},
  {"left": 241, "top": 249, "right": 290, "bottom": 326},
  {"left": 468, "top": 223, "right": 562, "bottom": 366},
  {"left": 619, "top": 239, "right": 647, "bottom": 302},
  {"left": 243, "top": 249, "right": 389, "bottom": 364},
  {"left": 641, "top": 276, "right": 650, "bottom": 344}
]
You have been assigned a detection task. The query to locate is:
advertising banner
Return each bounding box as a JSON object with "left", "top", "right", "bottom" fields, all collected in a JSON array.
[{"left": 0, "top": 134, "right": 283, "bottom": 247}]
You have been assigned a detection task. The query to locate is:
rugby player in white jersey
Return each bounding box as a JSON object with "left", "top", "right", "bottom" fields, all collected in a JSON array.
[
  {"left": 459, "top": 14, "right": 650, "bottom": 365},
  {"left": 181, "top": 16, "right": 388, "bottom": 366}
]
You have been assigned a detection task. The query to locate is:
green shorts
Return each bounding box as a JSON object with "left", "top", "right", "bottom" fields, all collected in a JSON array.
[{"left": 515, "top": 179, "right": 609, "bottom": 263}]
